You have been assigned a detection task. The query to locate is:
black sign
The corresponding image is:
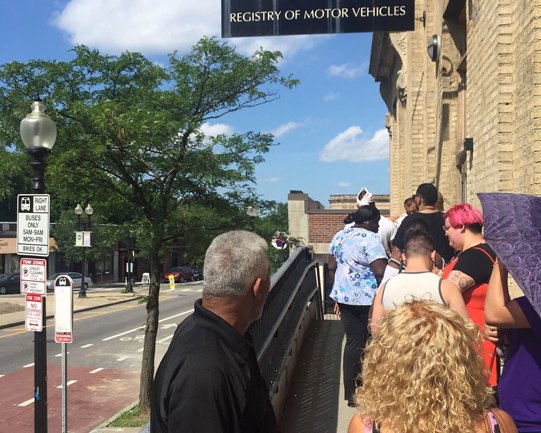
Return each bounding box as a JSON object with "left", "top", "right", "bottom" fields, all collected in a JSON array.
[{"left": 222, "top": 0, "right": 415, "bottom": 38}]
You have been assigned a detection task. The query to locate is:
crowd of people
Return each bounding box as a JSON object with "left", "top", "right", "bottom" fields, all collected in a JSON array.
[
  {"left": 328, "top": 185, "right": 540, "bottom": 433},
  {"left": 148, "top": 185, "right": 539, "bottom": 433}
]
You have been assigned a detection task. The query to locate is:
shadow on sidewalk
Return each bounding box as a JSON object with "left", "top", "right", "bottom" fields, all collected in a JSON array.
[{"left": 279, "top": 318, "right": 346, "bottom": 433}]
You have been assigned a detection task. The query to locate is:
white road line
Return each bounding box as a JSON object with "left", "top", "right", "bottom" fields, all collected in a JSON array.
[
  {"left": 56, "top": 380, "right": 77, "bottom": 389},
  {"left": 157, "top": 335, "right": 174, "bottom": 344},
  {"left": 55, "top": 353, "right": 62, "bottom": 357},
  {"left": 0, "top": 374, "right": 4, "bottom": 378},
  {"left": 117, "top": 356, "right": 129, "bottom": 361},
  {"left": 90, "top": 368, "right": 104, "bottom": 374},
  {"left": 23, "top": 363, "right": 34, "bottom": 368},
  {"left": 18, "top": 398, "right": 34, "bottom": 407},
  {"left": 81, "top": 344, "right": 93, "bottom": 348},
  {"left": 102, "top": 309, "right": 193, "bottom": 341}
]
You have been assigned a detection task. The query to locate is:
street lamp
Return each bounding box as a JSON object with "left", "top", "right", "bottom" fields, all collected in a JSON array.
[
  {"left": 74, "top": 203, "right": 93, "bottom": 298},
  {"left": 20, "top": 100, "right": 57, "bottom": 433},
  {"left": 246, "top": 205, "right": 258, "bottom": 231}
]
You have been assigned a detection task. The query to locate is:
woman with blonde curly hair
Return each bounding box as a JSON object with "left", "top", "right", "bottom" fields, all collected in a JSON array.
[{"left": 348, "top": 301, "right": 516, "bottom": 433}]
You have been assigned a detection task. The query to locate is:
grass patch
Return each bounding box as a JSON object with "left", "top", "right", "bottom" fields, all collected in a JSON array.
[{"left": 108, "top": 405, "right": 148, "bottom": 428}]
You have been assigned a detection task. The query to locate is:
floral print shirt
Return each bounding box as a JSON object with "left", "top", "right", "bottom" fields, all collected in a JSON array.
[{"left": 329, "top": 227, "right": 387, "bottom": 306}]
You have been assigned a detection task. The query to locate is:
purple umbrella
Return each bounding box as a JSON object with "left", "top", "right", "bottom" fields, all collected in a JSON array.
[{"left": 478, "top": 193, "right": 541, "bottom": 317}]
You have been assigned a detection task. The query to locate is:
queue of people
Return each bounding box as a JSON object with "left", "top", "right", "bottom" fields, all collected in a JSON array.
[
  {"left": 148, "top": 187, "right": 539, "bottom": 433},
  {"left": 331, "top": 185, "right": 539, "bottom": 433}
]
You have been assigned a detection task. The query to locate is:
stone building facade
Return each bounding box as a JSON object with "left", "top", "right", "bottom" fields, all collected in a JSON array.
[{"left": 370, "top": 0, "right": 541, "bottom": 215}]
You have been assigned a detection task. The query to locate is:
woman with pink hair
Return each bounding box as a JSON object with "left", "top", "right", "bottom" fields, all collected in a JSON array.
[{"left": 441, "top": 203, "right": 498, "bottom": 386}]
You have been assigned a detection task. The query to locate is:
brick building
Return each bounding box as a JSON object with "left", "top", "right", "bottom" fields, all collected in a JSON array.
[
  {"left": 288, "top": 190, "right": 391, "bottom": 259},
  {"left": 369, "top": 0, "right": 541, "bottom": 215}
]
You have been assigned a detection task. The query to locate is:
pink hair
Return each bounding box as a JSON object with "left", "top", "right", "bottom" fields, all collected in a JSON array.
[{"left": 445, "top": 203, "right": 483, "bottom": 228}]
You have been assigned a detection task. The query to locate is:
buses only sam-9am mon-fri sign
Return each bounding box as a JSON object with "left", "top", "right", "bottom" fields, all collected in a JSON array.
[{"left": 222, "top": 0, "right": 415, "bottom": 38}]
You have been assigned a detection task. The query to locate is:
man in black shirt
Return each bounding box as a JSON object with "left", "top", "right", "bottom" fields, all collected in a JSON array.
[
  {"left": 151, "top": 231, "right": 279, "bottom": 433},
  {"left": 392, "top": 183, "right": 455, "bottom": 267}
]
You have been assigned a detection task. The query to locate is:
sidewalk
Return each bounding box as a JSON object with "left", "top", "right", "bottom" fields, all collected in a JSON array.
[{"left": 279, "top": 315, "right": 356, "bottom": 433}]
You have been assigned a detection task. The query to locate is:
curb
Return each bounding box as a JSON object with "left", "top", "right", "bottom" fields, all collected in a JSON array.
[
  {"left": 89, "top": 401, "right": 146, "bottom": 433},
  {"left": 0, "top": 293, "right": 145, "bottom": 330}
]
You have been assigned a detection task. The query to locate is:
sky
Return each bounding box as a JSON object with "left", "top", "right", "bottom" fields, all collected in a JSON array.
[{"left": 0, "top": 0, "right": 390, "bottom": 207}]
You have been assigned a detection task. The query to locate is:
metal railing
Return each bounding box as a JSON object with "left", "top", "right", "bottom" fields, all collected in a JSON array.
[
  {"left": 248, "top": 246, "right": 323, "bottom": 397},
  {"left": 139, "top": 246, "right": 322, "bottom": 433}
]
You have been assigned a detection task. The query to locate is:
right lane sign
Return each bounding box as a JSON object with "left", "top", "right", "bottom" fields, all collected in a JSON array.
[{"left": 17, "top": 194, "right": 50, "bottom": 257}]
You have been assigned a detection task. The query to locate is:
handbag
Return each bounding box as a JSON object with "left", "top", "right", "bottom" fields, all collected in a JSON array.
[{"left": 485, "top": 408, "right": 518, "bottom": 433}]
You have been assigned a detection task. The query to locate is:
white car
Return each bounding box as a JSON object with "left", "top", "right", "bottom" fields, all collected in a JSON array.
[{"left": 46, "top": 272, "right": 91, "bottom": 292}]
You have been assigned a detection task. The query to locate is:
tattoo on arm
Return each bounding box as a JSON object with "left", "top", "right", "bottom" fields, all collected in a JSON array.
[{"left": 448, "top": 270, "right": 475, "bottom": 292}]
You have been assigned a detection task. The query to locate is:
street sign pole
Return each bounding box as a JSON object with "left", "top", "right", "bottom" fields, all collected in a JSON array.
[
  {"left": 61, "top": 343, "right": 68, "bottom": 433},
  {"left": 17, "top": 193, "right": 50, "bottom": 433},
  {"left": 54, "top": 275, "right": 73, "bottom": 433}
]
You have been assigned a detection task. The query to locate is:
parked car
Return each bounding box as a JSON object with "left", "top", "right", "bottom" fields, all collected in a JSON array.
[
  {"left": 163, "top": 266, "right": 194, "bottom": 283},
  {"left": 0, "top": 273, "right": 21, "bottom": 295},
  {"left": 192, "top": 267, "right": 203, "bottom": 281},
  {"left": 46, "top": 272, "right": 90, "bottom": 292}
]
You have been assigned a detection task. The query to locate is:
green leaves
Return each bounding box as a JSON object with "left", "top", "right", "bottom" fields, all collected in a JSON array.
[{"left": 0, "top": 37, "right": 297, "bottom": 260}]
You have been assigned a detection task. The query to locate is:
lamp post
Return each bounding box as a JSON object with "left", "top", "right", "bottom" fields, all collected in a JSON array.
[
  {"left": 246, "top": 205, "right": 257, "bottom": 231},
  {"left": 125, "top": 231, "right": 134, "bottom": 293},
  {"left": 20, "top": 100, "right": 57, "bottom": 433},
  {"left": 74, "top": 203, "right": 93, "bottom": 298}
]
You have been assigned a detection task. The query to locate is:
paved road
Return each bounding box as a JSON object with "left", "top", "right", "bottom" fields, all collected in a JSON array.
[{"left": 0, "top": 283, "right": 202, "bottom": 433}]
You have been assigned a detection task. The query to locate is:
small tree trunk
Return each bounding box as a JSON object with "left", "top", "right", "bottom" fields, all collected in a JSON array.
[{"left": 138, "top": 248, "right": 162, "bottom": 416}]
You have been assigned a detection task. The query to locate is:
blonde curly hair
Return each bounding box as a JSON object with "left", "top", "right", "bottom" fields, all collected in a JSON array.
[{"left": 355, "top": 300, "right": 494, "bottom": 433}]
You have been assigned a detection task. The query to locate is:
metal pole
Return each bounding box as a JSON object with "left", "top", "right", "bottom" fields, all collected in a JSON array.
[
  {"left": 29, "top": 147, "right": 48, "bottom": 433},
  {"left": 79, "top": 246, "right": 86, "bottom": 298},
  {"left": 61, "top": 343, "right": 67, "bottom": 433},
  {"left": 126, "top": 235, "right": 133, "bottom": 293}
]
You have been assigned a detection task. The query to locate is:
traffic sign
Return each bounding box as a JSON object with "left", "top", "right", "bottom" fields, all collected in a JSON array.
[
  {"left": 20, "top": 258, "right": 47, "bottom": 295},
  {"left": 17, "top": 194, "right": 50, "bottom": 257},
  {"left": 54, "top": 275, "right": 73, "bottom": 344},
  {"left": 25, "top": 293, "right": 43, "bottom": 332}
]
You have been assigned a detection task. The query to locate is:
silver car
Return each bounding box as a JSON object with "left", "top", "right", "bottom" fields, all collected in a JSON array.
[{"left": 46, "top": 272, "right": 91, "bottom": 292}]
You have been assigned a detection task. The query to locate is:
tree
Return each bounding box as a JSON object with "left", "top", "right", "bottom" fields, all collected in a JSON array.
[{"left": 0, "top": 37, "right": 297, "bottom": 414}]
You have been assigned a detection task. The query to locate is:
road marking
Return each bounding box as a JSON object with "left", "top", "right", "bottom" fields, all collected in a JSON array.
[
  {"left": 90, "top": 368, "right": 104, "bottom": 374},
  {"left": 23, "top": 363, "right": 34, "bottom": 368},
  {"left": 81, "top": 344, "right": 93, "bottom": 348},
  {"left": 157, "top": 335, "right": 174, "bottom": 344},
  {"left": 55, "top": 353, "right": 62, "bottom": 357},
  {"left": 0, "top": 374, "right": 4, "bottom": 378},
  {"left": 117, "top": 356, "right": 129, "bottom": 361},
  {"left": 161, "top": 324, "right": 177, "bottom": 330},
  {"left": 18, "top": 398, "right": 34, "bottom": 407},
  {"left": 0, "top": 327, "right": 31, "bottom": 339},
  {"left": 102, "top": 309, "right": 193, "bottom": 341},
  {"left": 56, "top": 380, "right": 77, "bottom": 388}
]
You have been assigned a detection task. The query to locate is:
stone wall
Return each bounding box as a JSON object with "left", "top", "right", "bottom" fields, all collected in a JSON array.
[{"left": 370, "top": 0, "right": 541, "bottom": 215}]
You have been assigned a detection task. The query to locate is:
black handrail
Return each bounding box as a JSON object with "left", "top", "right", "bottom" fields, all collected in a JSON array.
[{"left": 248, "top": 246, "right": 323, "bottom": 395}]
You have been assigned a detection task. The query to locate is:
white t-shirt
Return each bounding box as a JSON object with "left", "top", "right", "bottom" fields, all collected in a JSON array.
[{"left": 345, "top": 215, "right": 397, "bottom": 257}]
